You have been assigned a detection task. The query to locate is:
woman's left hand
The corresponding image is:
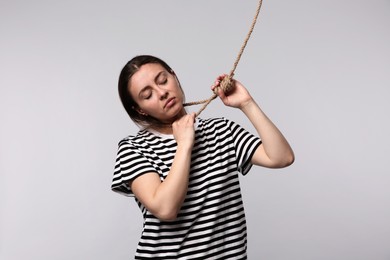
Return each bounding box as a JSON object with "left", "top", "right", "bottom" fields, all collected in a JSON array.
[{"left": 211, "top": 74, "right": 254, "bottom": 110}]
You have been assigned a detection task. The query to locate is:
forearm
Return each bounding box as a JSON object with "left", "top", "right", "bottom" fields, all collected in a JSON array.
[
  {"left": 241, "top": 99, "right": 294, "bottom": 167},
  {"left": 152, "top": 144, "right": 192, "bottom": 220}
]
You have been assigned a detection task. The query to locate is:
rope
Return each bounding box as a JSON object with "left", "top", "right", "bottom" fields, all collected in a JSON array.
[{"left": 183, "top": 0, "right": 264, "bottom": 117}]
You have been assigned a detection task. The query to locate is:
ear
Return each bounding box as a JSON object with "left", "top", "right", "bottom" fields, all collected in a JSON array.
[
  {"left": 136, "top": 108, "right": 148, "bottom": 116},
  {"left": 132, "top": 105, "right": 148, "bottom": 116}
]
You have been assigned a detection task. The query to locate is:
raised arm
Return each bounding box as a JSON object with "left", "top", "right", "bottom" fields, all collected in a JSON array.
[
  {"left": 213, "top": 75, "right": 294, "bottom": 168},
  {"left": 130, "top": 113, "right": 196, "bottom": 221}
]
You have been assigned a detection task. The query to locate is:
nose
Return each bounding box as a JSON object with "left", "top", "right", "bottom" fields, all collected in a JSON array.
[{"left": 156, "top": 86, "right": 168, "bottom": 100}]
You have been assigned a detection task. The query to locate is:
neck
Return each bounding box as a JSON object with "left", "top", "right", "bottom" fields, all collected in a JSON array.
[
  {"left": 149, "top": 124, "right": 173, "bottom": 135},
  {"left": 148, "top": 108, "right": 188, "bottom": 135}
]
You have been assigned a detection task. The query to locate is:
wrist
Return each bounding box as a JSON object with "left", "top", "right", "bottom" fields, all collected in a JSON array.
[
  {"left": 177, "top": 141, "right": 194, "bottom": 152},
  {"left": 239, "top": 98, "right": 257, "bottom": 112}
]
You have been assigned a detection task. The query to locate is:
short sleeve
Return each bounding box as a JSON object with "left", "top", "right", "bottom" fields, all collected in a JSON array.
[
  {"left": 111, "top": 138, "right": 157, "bottom": 197},
  {"left": 224, "top": 118, "right": 262, "bottom": 175}
]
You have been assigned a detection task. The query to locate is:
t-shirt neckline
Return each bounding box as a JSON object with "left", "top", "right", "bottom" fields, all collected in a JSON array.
[{"left": 144, "top": 118, "right": 201, "bottom": 139}]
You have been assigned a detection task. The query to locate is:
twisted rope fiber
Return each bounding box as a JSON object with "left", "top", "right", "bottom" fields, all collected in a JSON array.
[{"left": 183, "top": 0, "right": 263, "bottom": 117}]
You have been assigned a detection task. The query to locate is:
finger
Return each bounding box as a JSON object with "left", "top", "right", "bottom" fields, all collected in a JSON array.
[
  {"left": 187, "top": 112, "right": 196, "bottom": 123},
  {"left": 214, "top": 86, "right": 226, "bottom": 100},
  {"left": 211, "top": 74, "right": 227, "bottom": 90},
  {"left": 217, "top": 74, "right": 227, "bottom": 80},
  {"left": 211, "top": 80, "right": 220, "bottom": 90}
]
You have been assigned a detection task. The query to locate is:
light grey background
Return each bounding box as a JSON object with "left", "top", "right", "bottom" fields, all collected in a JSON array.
[{"left": 1, "top": 0, "right": 389, "bottom": 259}]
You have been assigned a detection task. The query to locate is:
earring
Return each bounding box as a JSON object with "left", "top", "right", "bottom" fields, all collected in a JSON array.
[
  {"left": 133, "top": 106, "right": 148, "bottom": 116},
  {"left": 138, "top": 109, "right": 148, "bottom": 116}
]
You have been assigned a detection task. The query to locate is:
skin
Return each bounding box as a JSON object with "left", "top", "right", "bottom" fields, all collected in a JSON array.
[
  {"left": 128, "top": 64, "right": 294, "bottom": 221},
  {"left": 129, "top": 63, "right": 187, "bottom": 128},
  {"left": 212, "top": 74, "right": 294, "bottom": 169}
]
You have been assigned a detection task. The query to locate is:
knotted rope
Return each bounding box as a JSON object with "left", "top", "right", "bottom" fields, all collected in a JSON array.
[{"left": 183, "top": 0, "right": 264, "bottom": 117}]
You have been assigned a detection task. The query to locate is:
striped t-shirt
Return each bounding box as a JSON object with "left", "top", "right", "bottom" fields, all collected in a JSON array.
[{"left": 112, "top": 117, "right": 261, "bottom": 259}]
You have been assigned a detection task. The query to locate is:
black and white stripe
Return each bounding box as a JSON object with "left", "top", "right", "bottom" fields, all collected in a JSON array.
[{"left": 112, "top": 117, "right": 261, "bottom": 259}]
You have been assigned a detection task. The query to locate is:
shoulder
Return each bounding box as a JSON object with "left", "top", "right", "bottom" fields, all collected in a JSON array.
[
  {"left": 198, "top": 117, "right": 233, "bottom": 128},
  {"left": 117, "top": 130, "right": 154, "bottom": 151},
  {"left": 197, "top": 117, "right": 236, "bottom": 132}
]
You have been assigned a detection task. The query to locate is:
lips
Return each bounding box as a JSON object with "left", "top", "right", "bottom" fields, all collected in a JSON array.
[{"left": 164, "top": 97, "right": 176, "bottom": 109}]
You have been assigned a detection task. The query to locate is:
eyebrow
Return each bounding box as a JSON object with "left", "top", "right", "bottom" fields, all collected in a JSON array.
[{"left": 138, "top": 71, "right": 166, "bottom": 98}]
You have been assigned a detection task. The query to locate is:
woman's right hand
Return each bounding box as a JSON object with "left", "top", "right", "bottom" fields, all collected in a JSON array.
[
  {"left": 172, "top": 112, "right": 196, "bottom": 148},
  {"left": 131, "top": 112, "right": 196, "bottom": 221}
]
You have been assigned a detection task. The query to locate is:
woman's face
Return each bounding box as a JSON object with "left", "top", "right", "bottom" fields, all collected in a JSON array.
[{"left": 129, "top": 63, "right": 185, "bottom": 124}]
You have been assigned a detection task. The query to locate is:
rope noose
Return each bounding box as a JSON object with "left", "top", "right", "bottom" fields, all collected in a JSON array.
[{"left": 183, "top": 0, "right": 264, "bottom": 117}]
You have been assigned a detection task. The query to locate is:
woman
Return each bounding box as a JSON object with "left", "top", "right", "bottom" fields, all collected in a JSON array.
[{"left": 112, "top": 55, "right": 294, "bottom": 259}]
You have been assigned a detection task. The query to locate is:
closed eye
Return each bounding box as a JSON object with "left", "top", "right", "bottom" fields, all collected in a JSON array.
[
  {"left": 141, "top": 89, "right": 152, "bottom": 99},
  {"left": 158, "top": 78, "right": 167, "bottom": 85},
  {"left": 155, "top": 70, "right": 169, "bottom": 85}
]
